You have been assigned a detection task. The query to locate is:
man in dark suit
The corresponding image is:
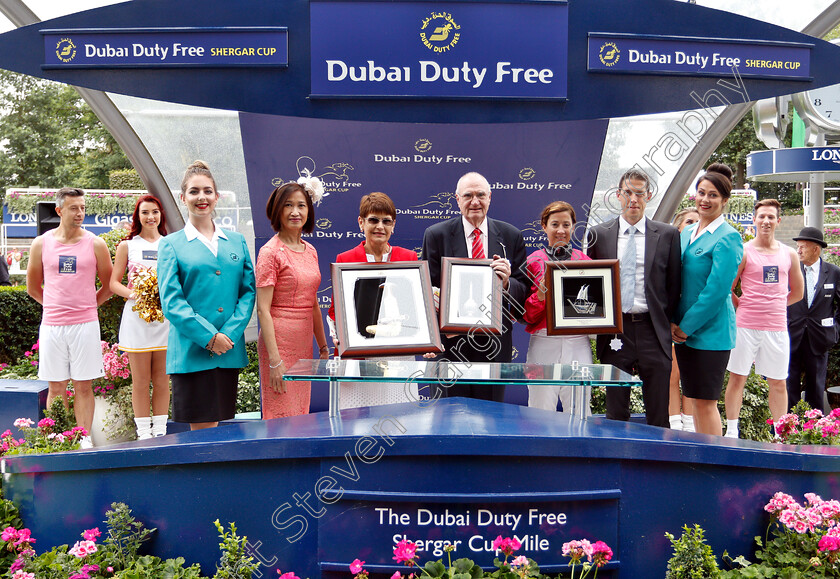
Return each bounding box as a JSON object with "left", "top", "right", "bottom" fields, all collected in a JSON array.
[
  {"left": 586, "top": 169, "right": 681, "bottom": 427},
  {"left": 422, "top": 172, "right": 528, "bottom": 402},
  {"left": 787, "top": 226, "right": 840, "bottom": 413}
]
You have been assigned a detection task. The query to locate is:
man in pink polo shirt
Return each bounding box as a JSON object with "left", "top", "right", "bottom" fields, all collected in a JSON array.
[
  {"left": 723, "top": 198, "right": 804, "bottom": 438},
  {"left": 27, "top": 187, "right": 113, "bottom": 448}
]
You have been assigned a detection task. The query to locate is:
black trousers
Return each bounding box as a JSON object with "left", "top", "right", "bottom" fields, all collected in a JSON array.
[
  {"left": 599, "top": 313, "right": 671, "bottom": 428},
  {"left": 428, "top": 331, "right": 507, "bottom": 403},
  {"left": 786, "top": 334, "right": 828, "bottom": 413}
]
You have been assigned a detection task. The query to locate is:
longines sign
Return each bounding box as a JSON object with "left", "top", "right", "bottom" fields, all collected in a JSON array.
[{"left": 309, "top": 1, "right": 569, "bottom": 100}]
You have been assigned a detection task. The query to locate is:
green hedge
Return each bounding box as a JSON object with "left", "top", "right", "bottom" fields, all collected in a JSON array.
[
  {"left": 0, "top": 287, "right": 40, "bottom": 364},
  {"left": 109, "top": 168, "right": 144, "bottom": 190}
]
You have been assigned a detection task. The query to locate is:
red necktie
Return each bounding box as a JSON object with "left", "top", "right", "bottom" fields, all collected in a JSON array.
[{"left": 471, "top": 228, "right": 485, "bottom": 259}]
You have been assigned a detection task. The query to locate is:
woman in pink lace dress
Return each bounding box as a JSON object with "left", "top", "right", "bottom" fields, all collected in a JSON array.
[{"left": 256, "top": 180, "right": 329, "bottom": 419}]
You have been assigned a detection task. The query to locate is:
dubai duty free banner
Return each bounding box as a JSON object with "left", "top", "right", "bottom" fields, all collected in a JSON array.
[{"left": 240, "top": 113, "right": 608, "bottom": 366}]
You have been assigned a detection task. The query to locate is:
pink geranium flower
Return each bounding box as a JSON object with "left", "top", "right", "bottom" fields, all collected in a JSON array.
[
  {"left": 591, "top": 541, "right": 613, "bottom": 568},
  {"left": 349, "top": 559, "right": 365, "bottom": 574},
  {"left": 510, "top": 555, "right": 528, "bottom": 567},
  {"left": 69, "top": 539, "right": 97, "bottom": 558},
  {"left": 82, "top": 527, "right": 101, "bottom": 541},
  {"left": 277, "top": 572, "right": 300, "bottom": 579},
  {"left": 393, "top": 539, "right": 418, "bottom": 565},
  {"left": 562, "top": 539, "right": 593, "bottom": 563},
  {"left": 491, "top": 535, "right": 522, "bottom": 556}
]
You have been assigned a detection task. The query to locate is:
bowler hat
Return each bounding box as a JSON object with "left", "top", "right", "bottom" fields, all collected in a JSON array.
[{"left": 793, "top": 226, "right": 828, "bottom": 248}]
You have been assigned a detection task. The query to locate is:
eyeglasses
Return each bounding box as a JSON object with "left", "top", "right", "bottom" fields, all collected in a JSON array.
[{"left": 366, "top": 217, "right": 394, "bottom": 226}]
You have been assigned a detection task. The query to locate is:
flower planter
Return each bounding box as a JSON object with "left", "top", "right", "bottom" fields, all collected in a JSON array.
[{"left": 90, "top": 396, "right": 134, "bottom": 447}]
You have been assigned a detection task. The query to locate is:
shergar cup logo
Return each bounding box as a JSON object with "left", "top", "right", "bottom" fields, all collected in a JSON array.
[
  {"left": 56, "top": 38, "right": 76, "bottom": 63},
  {"left": 598, "top": 42, "right": 620, "bottom": 67},
  {"left": 415, "top": 139, "right": 432, "bottom": 153},
  {"left": 420, "top": 11, "right": 461, "bottom": 53}
]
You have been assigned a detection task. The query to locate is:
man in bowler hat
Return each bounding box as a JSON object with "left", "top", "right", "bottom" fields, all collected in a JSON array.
[{"left": 787, "top": 226, "right": 840, "bottom": 412}]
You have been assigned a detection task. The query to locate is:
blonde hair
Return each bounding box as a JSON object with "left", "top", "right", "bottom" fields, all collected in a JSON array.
[{"left": 180, "top": 160, "right": 216, "bottom": 194}]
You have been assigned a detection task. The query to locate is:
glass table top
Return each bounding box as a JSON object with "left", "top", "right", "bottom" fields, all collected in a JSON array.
[{"left": 284, "top": 359, "right": 641, "bottom": 386}]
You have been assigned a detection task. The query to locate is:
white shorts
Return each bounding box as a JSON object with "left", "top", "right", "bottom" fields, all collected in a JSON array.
[
  {"left": 726, "top": 326, "right": 789, "bottom": 380},
  {"left": 38, "top": 321, "right": 105, "bottom": 382}
]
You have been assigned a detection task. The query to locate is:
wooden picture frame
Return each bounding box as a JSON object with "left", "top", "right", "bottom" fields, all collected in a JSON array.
[
  {"left": 331, "top": 261, "right": 443, "bottom": 357},
  {"left": 544, "top": 259, "right": 623, "bottom": 336},
  {"left": 438, "top": 257, "right": 503, "bottom": 334}
]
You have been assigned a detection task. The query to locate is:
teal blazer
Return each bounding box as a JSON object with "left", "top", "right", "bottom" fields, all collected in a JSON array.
[
  {"left": 158, "top": 229, "right": 256, "bottom": 374},
  {"left": 676, "top": 221, "right": 743, "bottom": 351}
]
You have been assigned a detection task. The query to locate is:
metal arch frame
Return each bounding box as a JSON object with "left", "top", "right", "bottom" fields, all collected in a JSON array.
[
  {"left": 650, "top": 1, "right": 840, "bottom": 224},
  {"left": 0, "top": 0, "right": 184, "bottom": 229}
]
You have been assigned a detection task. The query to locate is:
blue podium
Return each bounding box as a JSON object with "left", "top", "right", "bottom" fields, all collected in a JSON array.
[
  {"left": 4, "top": 390, "right": 840, "bottom": 578},
  {"left": 0, "top": 379, "right": 48, "bottom": 434}
]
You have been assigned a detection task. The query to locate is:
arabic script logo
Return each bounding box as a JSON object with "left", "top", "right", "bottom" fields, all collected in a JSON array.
[
  {"left": 415, "top": 139, "right": 432, "bottom": 153},
  {"left": 598, "top": 42, "right": 620, "bottom": 67},
  {"left": 55, "top": 38, "right": 76, "bottom": 63},
  {"left": 420, "top": 11, "right": 461, "bottom": 53},
  {"left": 519, "top": 167, "right": 536, "bottom": 181},
  {"left": 316, "top": 218, "right": 332, "bottom": 230}
]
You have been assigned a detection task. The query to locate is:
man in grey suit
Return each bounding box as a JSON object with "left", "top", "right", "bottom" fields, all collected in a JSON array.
[
  {"left": 586, "top": 169, "right": 682, "bottom": 427},
  {"left": 422, "top": 172, "right": 529, "bottom": 402},
  {"left": 787, "top": 227, "right": 840, "bottom": 412}
]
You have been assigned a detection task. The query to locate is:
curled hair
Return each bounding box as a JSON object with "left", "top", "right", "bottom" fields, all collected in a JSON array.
[
  {"left": 672, "top": 208, "right": 699, "bottom": 229},
  {"left": 696, "top": 162, "right": 733, "bottom": 199},
  {"left": 56, "top": 187, "right": 84, "bottom": 208},
  {"left": 359, "top": 192, "right": 396, "bottom": 220},
  {"left": 180, "top": 160, "right": 216, "bottom": 194},
  {"left": 129, "top": 195, "right": 168, "bottom": 238},
  {"left": 540, "top": 201, "right": 576, "bottom": 226},
  {"left": 266, "top": 182, "right": 315, "bottom": 234}
]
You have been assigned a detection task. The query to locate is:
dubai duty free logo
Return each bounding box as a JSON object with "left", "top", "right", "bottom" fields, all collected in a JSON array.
[
  {"left": 598, "top": 42, "right": 619, "bottom": 67},
  {"left": 55, "top": 38, "right": 76, "bottom": 63},
  {"left": 420, "top": 11, "right": 461, "bottom": 53}
]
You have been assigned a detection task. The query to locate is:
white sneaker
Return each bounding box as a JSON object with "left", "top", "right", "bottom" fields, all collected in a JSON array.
[{"left": 79, "top": 435, "right": 94, "bottom": 449}]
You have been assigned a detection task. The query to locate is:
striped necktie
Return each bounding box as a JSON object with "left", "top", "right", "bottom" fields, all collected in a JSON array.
[{"left": 471, "top": 228, "right": 485, "bottom": 259}]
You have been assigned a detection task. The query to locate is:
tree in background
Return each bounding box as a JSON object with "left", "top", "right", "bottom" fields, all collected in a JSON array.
[
  {"left": 706, "top": 109, "right": 801, "bottom": 211},
  {"left": 0, "top": 70, "right": 131, "bottom": 194}
]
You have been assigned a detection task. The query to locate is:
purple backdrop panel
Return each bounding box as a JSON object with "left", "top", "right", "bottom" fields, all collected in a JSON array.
[{"left": 240, "top": 114, "right": 607, "bottom": 406}]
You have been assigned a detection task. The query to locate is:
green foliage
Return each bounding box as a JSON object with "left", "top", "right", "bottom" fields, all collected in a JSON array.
[
  {"left": 98, "top": 227, "right": 131, "bottom": 344},
  {"left": 707, "top": 110, "right": 799, "bottom": 211},
  {"left": 0, "top": 286, "right": 40, "bottom": 365},
  {"left": 103, "top": 502, "right": 156, "bottom": 569},
  {"left": 44, "top": 396, "right": 76, "bottom": 433},
  {"left": 720, "top": 532, "right": 835, "bottom": 578},
  {"left": 110, "top": 168, "right": 145, "bottom": 190},
  {"left": 665, "top": 524, "right": 721, "bottom": 579},
  {"left": 237, "top": 342, "right": 261, "bottom": 414},
  {"left": 117, "top": 555, "right": 203, "bottom": 578},
  {"left": 5, "top": 189, "right": 140, "bottom": 216},
  {"left": 0, "top": 491, "right": 24, "bottom": 574},
  {"left": 0, "top": 70, "right": 131, "bottom": 195},
  {"left": 213, "top": 520, "right": 260, "bottom": 579}
]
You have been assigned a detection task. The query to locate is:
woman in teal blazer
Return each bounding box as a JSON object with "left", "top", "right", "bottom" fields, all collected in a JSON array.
[
  {"left": 158, "top": 160, "right": 256, "bottom": 430},
  {"left": 671, "top": 164, "right": 743, "bottom": 436}
]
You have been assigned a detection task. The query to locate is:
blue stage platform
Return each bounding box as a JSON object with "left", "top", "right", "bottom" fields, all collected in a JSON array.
[{"left": 3, "top": 398, "right": 839, "bottom": 578}]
